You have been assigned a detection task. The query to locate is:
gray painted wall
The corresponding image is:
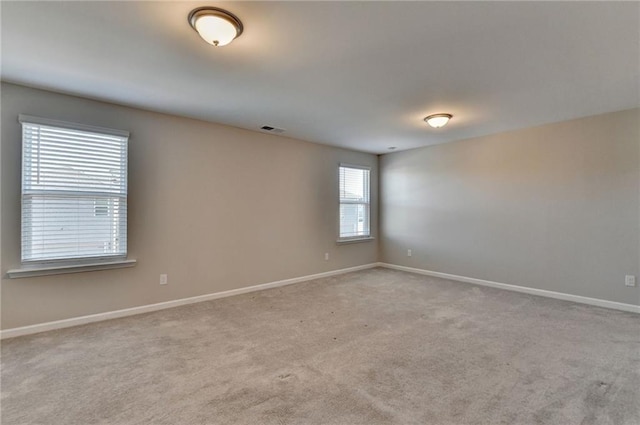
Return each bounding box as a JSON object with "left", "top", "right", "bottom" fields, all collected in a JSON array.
[
  {"left": 2, "top": 83, "right": 638, "bottom": 330},
  {"left": 380, "top": 108, "right": 640, "bottom": 306},
  {"left": 1, "top": 83, "right": 378, "bottom": 329}
]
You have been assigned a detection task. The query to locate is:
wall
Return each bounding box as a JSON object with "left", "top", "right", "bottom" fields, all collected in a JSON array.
[
  {"left": 380, "top": 108, "right": 640, "bottom": 306},
  {"left": 1, "top": 83, "right": 378, "bottom": 329}
]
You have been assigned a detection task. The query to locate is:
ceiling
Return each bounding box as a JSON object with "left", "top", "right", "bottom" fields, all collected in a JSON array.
[{"left": 2, "top": 1, "right": 638, "bottom": 154}]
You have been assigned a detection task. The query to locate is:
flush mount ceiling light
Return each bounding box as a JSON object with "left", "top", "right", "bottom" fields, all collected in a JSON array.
[
  {"left": 424, "top": 113, "right": 453, "bottom": 128},
  {"left": 188, "top": 7, "right": 243, "bottom": 47}
]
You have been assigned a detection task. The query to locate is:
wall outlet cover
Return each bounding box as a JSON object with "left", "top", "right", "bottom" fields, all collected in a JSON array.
[{"left": 625, "top": 275, "right": 636, "bottom": 287}]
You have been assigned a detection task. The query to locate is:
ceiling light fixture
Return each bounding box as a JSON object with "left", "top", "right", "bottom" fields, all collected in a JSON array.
[
  {"left": 424, "top": 113, "right": 452, "bottom": 128},
  {"left": 188, "top": 7, "right": 243, "bottom": 47}
]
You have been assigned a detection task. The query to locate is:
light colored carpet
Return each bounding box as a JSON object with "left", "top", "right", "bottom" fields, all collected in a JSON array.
[{"left": 1, "top": 268, "right": 639, "bottom": 425}]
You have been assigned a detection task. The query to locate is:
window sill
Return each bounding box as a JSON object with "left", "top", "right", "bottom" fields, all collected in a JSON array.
[
  {"left": 336, "top": 237, "right": 375, "bottom": 245},
  {"left": 7, "top": 259, "right": 137, "bottom": 279}
]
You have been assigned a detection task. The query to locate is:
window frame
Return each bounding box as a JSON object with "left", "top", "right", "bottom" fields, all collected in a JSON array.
[
  {"left": 337, "top": 163, "right": 373, "bottom": 243},
  {"left": 15, "top": 114, "right": 133, "bottom": 273}
]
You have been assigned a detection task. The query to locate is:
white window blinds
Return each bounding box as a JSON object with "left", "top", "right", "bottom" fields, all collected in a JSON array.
[
  {"left": 19, "top": 115, "right": 129, "bottom": 263},
  {"left": 339, "top": 164, "right": 370, "bottom": 239}
]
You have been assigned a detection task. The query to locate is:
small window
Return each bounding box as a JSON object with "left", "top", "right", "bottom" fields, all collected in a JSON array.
[
  {"left": 94, "top": 199, "right": 110, "bottom": 217},
  {"left": 339, "top": 164, "right": 371, "bottom": 240},
  {"left": 19, "top": 115, "right": 129, "bottom": 263}
]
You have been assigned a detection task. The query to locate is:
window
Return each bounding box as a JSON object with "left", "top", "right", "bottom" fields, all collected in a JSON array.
[
  {"left": 339, "top": 164, "right": 370, "bottom": 240},
  {"left": 20, "top": 115, "right": 129, "bottom": 263},
  {"left": 93, "top": 199, "right": 110, "bottom": 217}
]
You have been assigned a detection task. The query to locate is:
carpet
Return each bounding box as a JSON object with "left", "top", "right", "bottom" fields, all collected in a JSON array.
[{"left": 2, "top": 268, "right": 639, "bottom": 424}]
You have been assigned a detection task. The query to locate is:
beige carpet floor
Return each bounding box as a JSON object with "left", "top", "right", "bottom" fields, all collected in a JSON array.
[{"left": 1, "top": 268, "right": 639, "bottom": 424}]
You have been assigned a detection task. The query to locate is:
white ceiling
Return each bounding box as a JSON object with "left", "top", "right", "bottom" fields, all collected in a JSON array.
[{"left": 2, "top": 1, "right": 638, "bottom": 154}]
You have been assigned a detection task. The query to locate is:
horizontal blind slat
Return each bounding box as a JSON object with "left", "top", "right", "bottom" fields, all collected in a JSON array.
[
  {"left": 39, "top": 129, "right": 125, "bottom": 142},
  {"left": 24, "top": 191, "right": 127, "bottom": 198},
  {"left": 25, "top": 133, "right": 124, "bottom": 147},
  {"left": 28, "top": 146, "right": 124, "bottom": 161}
]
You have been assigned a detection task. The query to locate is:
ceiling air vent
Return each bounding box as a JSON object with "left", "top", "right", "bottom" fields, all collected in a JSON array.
[{"left": 260, "top": 125, "right": 285, "bottom": 134}]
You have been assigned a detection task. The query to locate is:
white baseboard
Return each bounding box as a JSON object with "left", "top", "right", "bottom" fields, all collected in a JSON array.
[
  {"left": 0, "top": 263, "right": 378, "bottom": 340},
  {"left": 379, "top": 263, "right": 640, "bottom": 314},
  {"left": 5, "top": 262, "right": 635, "bottom": 339}
]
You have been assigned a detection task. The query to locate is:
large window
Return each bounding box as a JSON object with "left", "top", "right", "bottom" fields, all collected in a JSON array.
[
  {"left": 20, "top": 115, "right": 129, "bottom": 263},
  {"left": 339, "top": 164, "right": 370, "bottom": 240}
]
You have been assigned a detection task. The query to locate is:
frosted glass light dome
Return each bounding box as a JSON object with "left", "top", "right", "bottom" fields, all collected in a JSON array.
[
  {"left": 424, "top": 114, "right": 452, "bottom": 128},
  {"left": 188, "top": 7, "right": 243, "bottom": 47}
]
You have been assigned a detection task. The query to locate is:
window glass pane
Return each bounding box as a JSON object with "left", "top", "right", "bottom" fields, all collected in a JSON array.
[
  {"left": 340, "top": 203, "right": 369, "bottom": 238},
  {"left": 94, "top": 199, "right": 109, "bottom": 217},
  {"left": 23, "top": 126, "right": 126, "bottom": 194},
  {"left": 339, "top": 165, "right": 370, "bottom": 239},
  {"left": 22, "top": 195, "right": 127, "bottom": 261},
  {"left": 339, "top": 167, "right": 370, "bottom": 202},
  {"left": 21, "top": 119, "right": 128, "bottom": 262}
]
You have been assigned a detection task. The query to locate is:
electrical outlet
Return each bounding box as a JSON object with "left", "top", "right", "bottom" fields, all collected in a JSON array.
[
  {"left": 324, "top": 253, "right": 329, "bottom": 261},
  {"left": 407, "top": 249, "right": 412, "bottom": 257},
  {"left": 625, "top": 275, "right": 636, "bottom": 287},
  {"left": 160, "top": 274, "right": 168, "bottom": 285}
]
